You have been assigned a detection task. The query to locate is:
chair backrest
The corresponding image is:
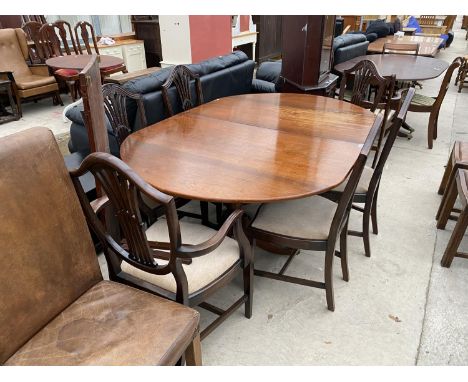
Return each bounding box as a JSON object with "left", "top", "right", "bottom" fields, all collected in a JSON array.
[
  {"left": 338, "top": 59, "right": 389, "bottom": 112},
  {"left": 434, "top": 57, "right": 463, "bottom": 108},
  {"left": 75, "top": 21, "right": 99, "bottom": 55},
  {"left": 419, "top": 15, "right": 436, "bottom": 25},
  {"left": 383, "top": 42, "right": 419, "bottom": 56},
  {"left": 0, "top": 128, "right": 102, "bottom": 364},
  {"left": 161, "top": 65, "right": 204, "bottom": 117},
  {"left": 102, "top": 83, "right": 148, "bottom": 147},
  {"left": 444, "top": 15, "right": 456, "bottom": 31},
  {"left": 329, "top": 113, "right": 383, "bottom": 240},
  {"left": 69, "top": 152, "right": 181, "bottom": 281},
  {"left": 22, "top": 21, "right": 45, "bottom": 63},
  {"left": 79, "top": 54, "right": 109, "bottom": 154},
  {"left": 39, "top": 21, "right": 79, "bottom": 59},
  {"left": 0, "top": 28, "right": 32, "bottom": 78},
  {"left": 369, "top": 87, "right": 416, "bottom": 196}
]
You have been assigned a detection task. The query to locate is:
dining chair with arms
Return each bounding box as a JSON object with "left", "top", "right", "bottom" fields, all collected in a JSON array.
[
  {"left": 383, "top": 42, "right": 420, "bottom": 56},
  {"left": 0, "top": 28, "right": 62, "bottom": 117},
  {"left": 0, "top": 127, "right": 202, "bottom": 366},
  {"left": 70, "top": 152, "right": 253, "bottom": 340},
  {"left": 39, "top": 22, "right": 81, "bottom": 101},
  {"left": 338, "top": 59, "right": 397, "bottom": 168},
  {"left": 408, "top": 57, "right": 462, "bottom": 149},
  {"left": 248, "top": 113, "right": 383, "bottom": 311},
  {"left": 325, "top": 87, "right": 415, "bottom": 258},
  {"left": 162, "top": 64, "right": 221, "bottom": 227},
  {"left": 74, "top": 21, "right": 127, "bottom": 78}
]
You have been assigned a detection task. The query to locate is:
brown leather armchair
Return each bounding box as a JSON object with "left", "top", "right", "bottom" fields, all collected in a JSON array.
[
  {"left": 0, "top": 128, "right": 202, "bottom": 366},
  {"left": 0, "top": 28, "right": 63, "bottom": 117}
]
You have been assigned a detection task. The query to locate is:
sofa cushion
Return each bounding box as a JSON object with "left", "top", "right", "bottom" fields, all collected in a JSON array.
[
  {"left": 121, "top": 219, "right": 240, "bottom": 294},
  {"left": 365, "top": 20, "right": 391, "bottom": 38},
  {"left": 365, "top": 32, "right": 378, "bottom": 42},
  {"left": 188, "top": 51, "right": 248, "bottom": 76},
  {"left": 5, "top": 281, "right": 199, "bottom": 366},
  {"left": 14, "top": 74, "right": 57, "bottom": 90},
  {"left": 255, "top": 61, "right": 282, "bottom": 84},
  {"left": 333, "top": 34, "right": 367, "bottom": 51},
  {"left": 334, "top": 41, "right": 369, "bottom": 66}
]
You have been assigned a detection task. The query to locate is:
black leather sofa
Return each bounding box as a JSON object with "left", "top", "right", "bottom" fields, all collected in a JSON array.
[
  {"left": 251, "top": 34, "right": 369, "bottom": 93},
  {"left": 66, "top": 51, "right": 255, "bottom": 157}
]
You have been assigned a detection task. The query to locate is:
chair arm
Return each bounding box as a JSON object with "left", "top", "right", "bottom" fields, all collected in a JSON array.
[
  {"left": 29, "top": 65, "right": 51, "bottom": 77},
  {"left": 176, "top": 209, "right": 244, "bottom": 258}
]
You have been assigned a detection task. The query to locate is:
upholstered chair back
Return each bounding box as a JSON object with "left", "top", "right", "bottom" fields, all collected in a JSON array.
[
  {"left": 0, "top": 28, "right": 32, "bottom": 78},
  {"left": 0, "top": 128, "right": 102, "bottom": 364}
]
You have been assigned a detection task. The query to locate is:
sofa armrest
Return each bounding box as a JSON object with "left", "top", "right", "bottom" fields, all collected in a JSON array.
[
  {"left": 29, "top": 65, "right": 51, "bottom": 77},
  {"left": 252, "top": 79, "right": 277, "bottom": 93}
]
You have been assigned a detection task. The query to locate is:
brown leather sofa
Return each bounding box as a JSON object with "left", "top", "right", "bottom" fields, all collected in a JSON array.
[
  {"left": 0, "top": 28, "right": 62, "bottom": 117},
  {"left": 0, "top": 127, "right": 201, "bottom": 366}
]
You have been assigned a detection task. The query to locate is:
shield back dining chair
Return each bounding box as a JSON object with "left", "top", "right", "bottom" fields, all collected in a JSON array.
[
  {"left": 70, "top": 152, "right": 253, "bottom": 340},
  {"left": 382, "top": 42, "right": 420, "bottom": 56},
  {"left": 338, "top": 59, "right": 397, "bottom": 168},
  {"left": 325, "top": 87, "right": 415, "bottom": 258},
  {"left": 248, "top": 113, "right": 383, "bottom": 311}
]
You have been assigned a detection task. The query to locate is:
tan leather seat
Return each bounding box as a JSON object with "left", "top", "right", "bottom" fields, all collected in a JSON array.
[
  {"left": 0, "top": 28, "right": 61, "bottom": 116},
  {"left": 5, "top": 281, "right": 198, "bottom": 366},
  {"left": 0, "top": 128, "right": 201, "bottom": 366}
]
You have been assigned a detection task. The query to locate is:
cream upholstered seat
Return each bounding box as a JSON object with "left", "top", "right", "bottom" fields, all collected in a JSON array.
[
  {"left": 333, "top": 165, "right": 374, "bottom": 194},
  {"left": 410, "top": 92, "right": 436, "bottom": 107},
  {"left": 251, "top": 196, "right": 337, "bottom": 240},
  {"left": 121, "top": 218, "right": 240, "bottom": 294}
]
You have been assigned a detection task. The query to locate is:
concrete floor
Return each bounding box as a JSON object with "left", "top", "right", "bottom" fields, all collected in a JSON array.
[{"left": 3, "top": 18, "right": 468, "bottom": 366}]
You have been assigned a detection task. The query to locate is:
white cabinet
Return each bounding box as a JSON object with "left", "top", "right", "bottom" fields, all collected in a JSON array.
[
  {"left": 122, "top": 43, "right": 147, "bottom": 73},
  {"left": 99, "top": 41, "right": 147, "bottom": 73}
]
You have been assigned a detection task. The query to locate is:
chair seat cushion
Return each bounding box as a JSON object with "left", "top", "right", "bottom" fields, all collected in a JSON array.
[
  {"left": 14, "top": 74, "right": 57, "bottom": 90},
  {"left": 55, "top": 68, "right": 80, "bottom": 78},
  {"left": 410, "top": 93, "right": 435, "bottom": 107},
  {"left": 332, "top": 165, "right": 373, "bottom": 194},
  {"left": 121, "top": 219, "right": 240, "bottom": 294},
  {"left": 101, "top": 64, "right": 125, "bottom": 74},
  {"left": 454, "top": 141, "right": 468, "bottom": 163},
  {"left": 251, "top": 196, "right": 337, "bottom": 240},
  {"left": 5, "top": 281, "right": 199, "bottom": 366}
]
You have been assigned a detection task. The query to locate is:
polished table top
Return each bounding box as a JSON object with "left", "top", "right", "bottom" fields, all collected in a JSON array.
[
  {"left": 368, "top": 35, "right": 444, "bottom": 57},
  {"left": 335, "top": 54, "right": 449, "bottom": 81},
  {"left": 120, "top": 93, "right": 376, "bottom": 204},
  {"left": 45, "top": 54, "right": 124, "bottom": 71}
]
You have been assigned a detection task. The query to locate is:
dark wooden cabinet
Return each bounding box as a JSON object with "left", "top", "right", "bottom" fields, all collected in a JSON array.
[
  {"left": 281, "top": 15, "right": 337, "bottom": 96},
  {"left": 252, "top": 16, "right": 282, "bottom": 63},
  {"left": 131, "top": 16, "right": 162, "bottom": 68}
]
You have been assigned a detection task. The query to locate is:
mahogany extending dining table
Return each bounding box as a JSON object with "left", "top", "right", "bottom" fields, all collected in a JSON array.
[{"left": 120, "top": 93, "right": 376, "bottom": 205}]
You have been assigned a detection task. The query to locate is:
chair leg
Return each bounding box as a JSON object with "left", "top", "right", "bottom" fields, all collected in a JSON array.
[
  {"left": 438, "top": 151, "right": 454, "bottom": 196},
  {"left": 371, "top": 193, "right": 379, "bottom": 235},
  {"left": 441, "top": 208, "right": 468, "bottom": 268},
  {"left": 185, "top": 332, "right": 202, "bottom": 366},
  {"left": 363, "top": 201, "right": 372, "bottom": 257},
  {"left": 243, "top": 261, "right": 253, "bottom": 318},
  {"left": 200, "top": 201, "right": 209, "bottom": 226},
  {"left": 55, "top": 90, "right": 64, "bottom": 106},
  {"left": 427, "top": 114, "right": 436, "bottom": 149},
  {"left": 14, "top": 93, "right": 22, "bottom": 118},
  {"left": 437, "top": 177, "right": 458, "bottom": 229},
  {"left": 339, "top": 220, "right": 349, "bottom": 282},
  {"left": 324, "top": 246, "right": 335, "bottom": 311},
  {"left": 66, "top": 81, "right": 76, "bottom": 102}
]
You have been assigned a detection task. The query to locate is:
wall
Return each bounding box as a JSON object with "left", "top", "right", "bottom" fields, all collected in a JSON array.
[{"left": 189, "top": 16, "right": 231, "bottom": 63}]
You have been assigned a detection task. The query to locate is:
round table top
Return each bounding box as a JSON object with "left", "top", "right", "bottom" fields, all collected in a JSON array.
[
  {"left": 334, "top": 54, "right": 449, "bottom": 81},
  {"left": 120, "top": 93, "right": 376, "bottom": 204},
  {"left": 45, "top": 54, "right": 124, "bottom": 71}
]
